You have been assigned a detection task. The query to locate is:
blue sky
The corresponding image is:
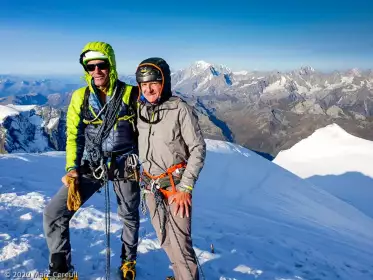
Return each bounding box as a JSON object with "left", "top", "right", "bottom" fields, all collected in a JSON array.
[{"left": 1, "top": 0, "right": 372, "bottom": 75}]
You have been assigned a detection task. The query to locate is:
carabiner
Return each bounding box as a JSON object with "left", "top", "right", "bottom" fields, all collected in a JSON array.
[{"left": 93, "top": 158, "right": 105, "bottom": 180}]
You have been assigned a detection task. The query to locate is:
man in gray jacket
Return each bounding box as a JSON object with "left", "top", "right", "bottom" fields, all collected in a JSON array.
[{"left": 135, "top": 57, "right": 206, "bottom": 280}]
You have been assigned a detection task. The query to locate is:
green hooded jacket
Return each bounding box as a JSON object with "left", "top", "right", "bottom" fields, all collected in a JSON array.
[{"left": 65, "top": 41, "right": 138, "bottom": 172}]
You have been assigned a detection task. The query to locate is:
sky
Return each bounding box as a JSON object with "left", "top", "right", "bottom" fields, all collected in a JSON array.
[{"left": 1, "top": 0, "right": 373, "bottom": 75}]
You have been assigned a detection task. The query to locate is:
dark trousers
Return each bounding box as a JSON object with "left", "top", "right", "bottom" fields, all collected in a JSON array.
[{"left": 43, "top": 174, "right": 140, "bottom": 269}]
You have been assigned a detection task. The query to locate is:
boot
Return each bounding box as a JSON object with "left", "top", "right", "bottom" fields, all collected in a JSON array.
[
  {"left": 43, "top": 253, "right": 78, "bottom": 280},
  {"left": 119, "top": 260, "right": 136, "bottom": 280}
]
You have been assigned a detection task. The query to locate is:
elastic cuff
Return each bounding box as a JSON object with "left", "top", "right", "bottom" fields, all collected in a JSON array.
[
  {"left": 177, "top": 185, "right": 193, "bottom": 194},
  {"left": 66, "top": 166, "right": 77, "bottom": 172}
]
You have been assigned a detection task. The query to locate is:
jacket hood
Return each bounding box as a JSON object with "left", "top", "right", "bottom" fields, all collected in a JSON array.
[
  {"left": 136, "top": 57, "right": 172, "bottom": 104},
  {"left": 79, "top": 41, "right": 118, "bottom": 96}
]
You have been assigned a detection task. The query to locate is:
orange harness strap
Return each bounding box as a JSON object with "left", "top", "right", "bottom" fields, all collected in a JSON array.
[{"left": 142, "top": 162, "right": 186, "bottom": 199}]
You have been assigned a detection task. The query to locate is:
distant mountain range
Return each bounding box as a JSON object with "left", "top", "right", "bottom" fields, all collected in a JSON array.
[
  {"left": 0, "top": 105, "right": 66, "bottom": 153},
  {"left": 171, "top": 61, "right": 373, "bottom": 155},
  {"left": 1, "top": 62, "right": 372, "bottom": 156}
]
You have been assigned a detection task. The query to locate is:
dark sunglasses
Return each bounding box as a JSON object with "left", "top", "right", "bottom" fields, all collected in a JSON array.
[{"left": 85, "top": 62, "right": 110, "bottom": 71}]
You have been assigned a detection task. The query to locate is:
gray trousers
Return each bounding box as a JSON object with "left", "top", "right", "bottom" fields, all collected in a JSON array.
[
  {"left": 43, "top": 174, "right": 140, "bottom": 267},
  {"left": 146, "top": 194, "right": 199, "bottom": 280}
]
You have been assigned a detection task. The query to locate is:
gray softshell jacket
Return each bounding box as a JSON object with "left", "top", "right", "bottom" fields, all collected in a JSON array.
[{"left": 137, "top": 96, "right": 206, "bottom": 188}]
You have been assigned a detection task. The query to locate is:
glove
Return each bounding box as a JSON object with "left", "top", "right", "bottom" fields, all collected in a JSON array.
[
  {"left": 62, "top": 170, "right": 81, "bottom": 211},
  {"left": 62, "top": 169, "right": 79, "bottom": 187}
]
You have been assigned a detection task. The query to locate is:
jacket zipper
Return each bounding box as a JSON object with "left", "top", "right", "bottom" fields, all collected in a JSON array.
[{"left": 145, "top": 106, "right": 155, "bottom": 173}]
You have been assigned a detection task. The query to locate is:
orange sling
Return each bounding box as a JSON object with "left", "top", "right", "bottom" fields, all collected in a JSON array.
[{"left": 142, "top": 162, "right": 186, "bottom": 199}]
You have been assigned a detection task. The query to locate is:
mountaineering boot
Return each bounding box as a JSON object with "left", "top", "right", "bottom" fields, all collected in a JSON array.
[
  {"left": 119, "top": 260, "right": 136, "bottom": 280},
  {"left": 43, "top": 253, "right": 78, "bottom": 280}
]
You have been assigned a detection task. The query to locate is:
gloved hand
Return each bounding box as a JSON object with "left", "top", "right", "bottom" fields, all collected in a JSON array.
[
  {"left": 169, "top": 191, "right": 192, "bottom": 218},
  {"left": 62, "top": 169, "right": 79, "bottom": 187},
  {"left": 63, "top": 170, "right": 82, "bottom": 211}
]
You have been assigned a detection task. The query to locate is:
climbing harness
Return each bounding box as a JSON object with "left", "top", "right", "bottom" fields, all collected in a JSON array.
[
  {"left": 139, "top": 161, "right": 185, "bottom": 218},
  {"left": 142, "top": 162, "right": 186, "bottom": 199}
]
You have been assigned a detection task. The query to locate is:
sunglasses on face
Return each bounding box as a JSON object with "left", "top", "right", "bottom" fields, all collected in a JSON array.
[{"left": 85, "top": 62, "right": 110, "bottom": 71}]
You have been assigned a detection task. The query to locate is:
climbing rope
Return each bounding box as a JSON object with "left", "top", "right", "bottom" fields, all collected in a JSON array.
[
  {"left": 103, "top": 169, "right": 111, "bottom": 280},
  {"left": 84, "top": 81, "right": 124, "bottom": 169}
]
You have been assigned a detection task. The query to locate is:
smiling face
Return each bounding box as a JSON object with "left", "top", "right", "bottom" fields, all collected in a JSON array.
[
  {"left": 140, "top": 81, "right": 163, "bottom": 104},
  {"left": 86, "top": 59, "right": 110, "bottom": 87}
]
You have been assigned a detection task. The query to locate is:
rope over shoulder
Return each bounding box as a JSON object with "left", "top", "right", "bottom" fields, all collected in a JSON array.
[{"left": 84, "top": 81, "right": 125, "bottom": 171}]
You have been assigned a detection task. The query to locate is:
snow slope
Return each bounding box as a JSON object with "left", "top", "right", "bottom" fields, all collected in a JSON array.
[
  {"left": 273, "top": 123, "right": 373, "bottom": 178},
  {"left": 273, "top": 123, "right": 373, "bottom": 219},
  {"left": 1, "top": 140, "right": 373, "bottom": 280}
]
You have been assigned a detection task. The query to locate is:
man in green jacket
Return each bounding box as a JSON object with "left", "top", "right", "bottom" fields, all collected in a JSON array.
[
  {"left": 43, "top": 42, "right": 140, "bottom": 280},
  {"left": 136, "top": 57, "right": 206, "bottom": 280}
]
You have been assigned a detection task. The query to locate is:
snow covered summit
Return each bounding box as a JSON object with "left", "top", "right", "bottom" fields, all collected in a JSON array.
[
  {"left": 274, "top": 123, "right": 373, "bottom": 178},
  {"left": 274, "top": 123, "right": 373, "bottom": 220}
]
